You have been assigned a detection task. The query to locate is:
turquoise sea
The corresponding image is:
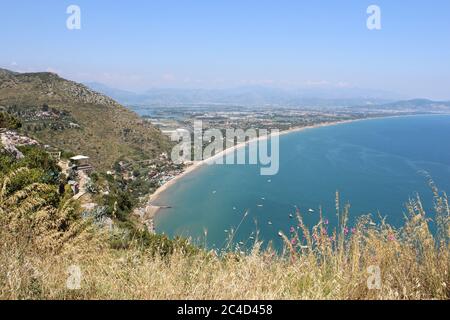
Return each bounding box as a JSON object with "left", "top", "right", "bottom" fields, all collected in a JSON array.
[{"left": 154, "top": 115, "right": 450, "bottom": 250}]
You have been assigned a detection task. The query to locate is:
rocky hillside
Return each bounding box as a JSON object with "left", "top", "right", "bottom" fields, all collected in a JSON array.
[{"left": 0, "top": 68, "right": 171, "bottom": 170}]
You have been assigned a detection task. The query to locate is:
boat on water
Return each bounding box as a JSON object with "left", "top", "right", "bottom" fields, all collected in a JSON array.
[{"left": 268, "top": 221, "right": 273, "bottom": 225}]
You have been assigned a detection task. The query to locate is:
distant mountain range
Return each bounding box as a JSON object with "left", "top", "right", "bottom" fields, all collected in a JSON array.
[
  {"left": 377, "top": 99, "right": 450, "bottom": 110},
  {"left": 85, "top": 82, "right": 450, "bottom": 112},
  {"left": 84, "top": 82, "right": 404, "bottom": 107}
]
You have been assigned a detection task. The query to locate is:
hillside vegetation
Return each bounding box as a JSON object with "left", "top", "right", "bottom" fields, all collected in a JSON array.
[
  {"left": 0, "top": 68, "right": 171, "bottom": 170},
  {"left": 0, "top": 155, "right": 448, "bottom": 299}
]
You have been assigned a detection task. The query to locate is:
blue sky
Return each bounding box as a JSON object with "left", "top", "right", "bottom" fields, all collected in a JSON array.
[{"left": 1, "top": 0, "right": 449, "bottom": 99}]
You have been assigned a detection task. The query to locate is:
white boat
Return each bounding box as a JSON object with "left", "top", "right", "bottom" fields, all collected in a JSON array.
[
  {"left": 268, "top": 221, "right": 273, "bottom": 225},
  {"left": 257, "top": 204, "right": 263, "bottom": 207},
  {"left": 308, "top": 209, "right": 315, "bottom": 213}
]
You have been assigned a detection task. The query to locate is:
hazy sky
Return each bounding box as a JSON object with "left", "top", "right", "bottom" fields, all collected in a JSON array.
[{"left": 1, "top": 0, "right": 449, "bottom": 99}]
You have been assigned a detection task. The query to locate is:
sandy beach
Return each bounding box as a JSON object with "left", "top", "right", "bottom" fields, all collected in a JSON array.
[
  {"left": 139, "top": 113, "right": 446, "bottom": 223},
  {"left": 142, "top": 117, "right": 373, "bottom": 220}
]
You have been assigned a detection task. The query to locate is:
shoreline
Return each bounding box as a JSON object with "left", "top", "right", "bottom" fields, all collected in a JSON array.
[
  {"left": 141, "top": 112, "right": 448, "bottom": 222},
  {"left": 142, "top": 116, "right": 377, "bottom": 221}
]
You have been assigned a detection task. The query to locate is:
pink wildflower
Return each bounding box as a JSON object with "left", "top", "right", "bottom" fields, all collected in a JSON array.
[{"left": 344, "top": 227, "right": 349, "bottom": 236}]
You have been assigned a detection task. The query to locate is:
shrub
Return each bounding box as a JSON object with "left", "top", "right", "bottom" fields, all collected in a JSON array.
[{"left": 0, "top": 111, "right": 21, "bottom": 129}]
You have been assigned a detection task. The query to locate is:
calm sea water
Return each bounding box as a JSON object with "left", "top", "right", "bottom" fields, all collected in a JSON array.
[{"left": 154, "top": 115, "right": 450, "bottom": 250}]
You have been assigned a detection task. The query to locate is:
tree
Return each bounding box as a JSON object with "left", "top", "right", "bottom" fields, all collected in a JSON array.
[
  {"left": 17, "top": 146, "right": 61, "bottom": 184},
  {"left": 0, "top": 111, "right": 22, "bottom": 129}
]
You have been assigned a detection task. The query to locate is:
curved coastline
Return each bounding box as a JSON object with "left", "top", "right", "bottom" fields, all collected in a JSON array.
[
  {"left": 143, "top": 116, "right": 380, "bottom": 220},
  {"left": 142, "top": 113, "right": 448, "bottom": 221}
]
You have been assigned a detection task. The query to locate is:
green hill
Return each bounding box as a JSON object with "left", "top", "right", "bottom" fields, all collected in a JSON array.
[{"left": 0, "top": 68, "right": 170, "bottom": 170}]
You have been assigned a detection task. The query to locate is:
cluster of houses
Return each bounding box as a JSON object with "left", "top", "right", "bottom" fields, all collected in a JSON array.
[
  {"left": 149, "top": 165, "right": 184, "bottom": 187},
  {"left": 114, "top": 153, "right": 184, "bottom": 188},
  {"left": 143, "top": 153, "right": 184, "bottom": 187}
]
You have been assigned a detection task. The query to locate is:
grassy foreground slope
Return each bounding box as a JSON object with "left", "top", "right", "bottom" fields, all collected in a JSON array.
[
  {"left": 1, "top": 162, "right": 448, "bottom": 300},
  {"left": 0, "top": 68, "right": 170, "bottom": 170}
]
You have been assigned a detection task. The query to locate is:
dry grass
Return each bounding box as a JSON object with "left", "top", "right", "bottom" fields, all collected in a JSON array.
[{"left": 1, "top": 174, "right": 449, "bottom": 300}]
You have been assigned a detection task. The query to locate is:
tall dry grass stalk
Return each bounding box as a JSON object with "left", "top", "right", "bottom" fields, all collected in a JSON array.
[{"left": 0, "top": 170, "right": 449, "bottom": 300}]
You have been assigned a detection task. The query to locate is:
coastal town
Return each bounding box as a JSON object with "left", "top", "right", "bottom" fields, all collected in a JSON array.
[{"left": 135, "top": 104, "right": 431, "bottom": 136}]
